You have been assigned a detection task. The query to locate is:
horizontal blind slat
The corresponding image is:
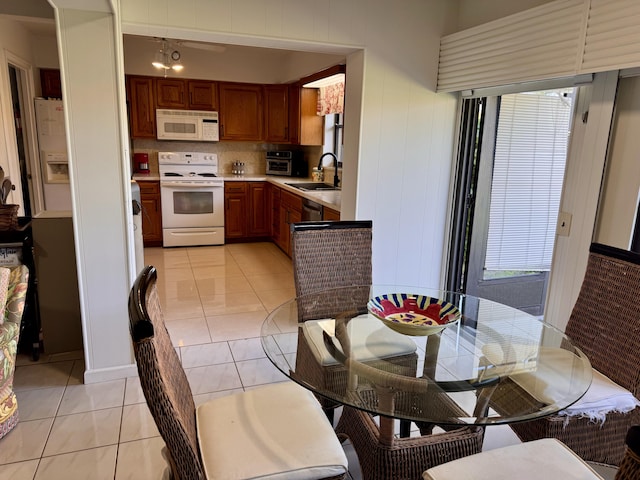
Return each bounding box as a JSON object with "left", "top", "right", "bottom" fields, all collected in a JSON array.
[{"left": 437, "top": 0, "right": 585, "bottom": 92}]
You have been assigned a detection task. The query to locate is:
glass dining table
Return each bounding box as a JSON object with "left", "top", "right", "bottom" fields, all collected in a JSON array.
[{"left": 260, "top": 285, "right": 592, "bottom": 430}]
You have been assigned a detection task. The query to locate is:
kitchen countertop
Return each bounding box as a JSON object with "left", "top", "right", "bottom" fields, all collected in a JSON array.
[
  {"left": 225, "top": 175, "right": 341, "bottom": 212},
  {"left": 133, "top": 173, "right": 341, "bottom": 212}
]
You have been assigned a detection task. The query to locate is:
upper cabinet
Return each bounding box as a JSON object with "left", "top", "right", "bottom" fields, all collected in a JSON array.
[
  {"left": 125, "top": 67, "right": 340, "bottom": 143},
  {"left": 264, "top": 85, "right": 290, "bottom": 143},
  {"left": 40, "top": 69, "right": 62, "bottom": 98},
  {"left": 156, "top": 78, "right": 186, "bottom": 109},
  {"left": 188, "top": 80, "right": 218, "bottom": 110},
  {"left": 291, "top": 86, "right": 324, "bottom": 146},
  {"left": 218, "top": 82, "right": 264, "bottom": 141},
  {"left": 126, "top": 75, "right": 156, "bottom": 138},
  {"left": 157, "top": 78, "right": 218, "bottom": 110}
]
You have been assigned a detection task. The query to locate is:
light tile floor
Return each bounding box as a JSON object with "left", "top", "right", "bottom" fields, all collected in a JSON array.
[{"left": 1, "top": 242, "right": 550, "bottom": 479}]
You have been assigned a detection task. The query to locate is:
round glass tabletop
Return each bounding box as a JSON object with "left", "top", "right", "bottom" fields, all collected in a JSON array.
[{"left": 261, "top": 285, "right": 592, "bottom": 426}]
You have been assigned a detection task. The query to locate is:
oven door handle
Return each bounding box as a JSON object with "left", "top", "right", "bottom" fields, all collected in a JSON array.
[{"left": 161, "top": 181, "right": 223, "bottom": 188}]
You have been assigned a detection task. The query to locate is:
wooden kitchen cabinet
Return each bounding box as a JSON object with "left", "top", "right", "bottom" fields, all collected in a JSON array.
[
  {"left": 264, "top": 84, "right": 290, "bottom": 143},
  {"left": 270, "top": 184, "right": 281, "bottom": 242},
  {"left": 323, "top": 207, "right": 340, "bottom": 221},
  {"left": 40, "top": 68, "right": 62, "bottom": 98},
  {"left": 289, "top": 85, "right": 324, "bottom": 145},
  {"left": 156, "top": 78, "right": 186, "bottom": 109},
  {"left": 138, "top": 180, "right": 163, "bottom": 246},
  {"left": 224, "top": 182, "right": 248, "bottom": 239},
  {"left": 277, "top": 189, "right": 303, "bottom": 256},
  {"left": 219, "top": 82, "right": 263, "bottom": 141},
  {"left": 248, "top": 182, "right": 270, "bottom": 236},
  {"left": 188, "top": 80, "right": 218, "bottom": 110},
  {"left": 127, "top": 76, "right": 156, "bottom": 138},
  {"left": 225, "top": 181, "right": 270, "bottom": 241},
  {"left": 156, "top": 79, "right": 218, "bottom": 110}
]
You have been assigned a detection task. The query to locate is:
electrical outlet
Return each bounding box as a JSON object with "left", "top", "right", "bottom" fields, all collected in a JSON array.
[{"left": 557, "top": 211, "right": 572, "bottom": 237}]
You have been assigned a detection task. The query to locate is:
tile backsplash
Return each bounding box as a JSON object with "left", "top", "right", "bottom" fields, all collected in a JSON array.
[{"left": 132, "top": 139, "right": 322, "bottom": 176}]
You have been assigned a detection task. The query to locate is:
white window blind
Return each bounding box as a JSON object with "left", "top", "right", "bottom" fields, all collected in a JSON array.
[{"left": 485, "top": 89, "right": 573, "bottom": 272}]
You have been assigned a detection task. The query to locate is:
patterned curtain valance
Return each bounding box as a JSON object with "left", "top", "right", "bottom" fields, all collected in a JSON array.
[{"left": 317, "top": 81, "right": 344, "bottom": 115}]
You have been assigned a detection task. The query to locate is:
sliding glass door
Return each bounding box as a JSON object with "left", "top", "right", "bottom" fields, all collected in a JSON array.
[{"left": 448, "top": 88, "right": 577, "bottom": 315}]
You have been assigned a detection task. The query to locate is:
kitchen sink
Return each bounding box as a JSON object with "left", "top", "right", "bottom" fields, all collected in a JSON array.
[{"left": 286, "top": 182, "right": 340, "bottom": 191}]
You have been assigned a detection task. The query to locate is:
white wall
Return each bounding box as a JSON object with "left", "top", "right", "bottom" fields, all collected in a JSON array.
[{"left": 54, "top": 4, "right": 138, "bottom": 382}]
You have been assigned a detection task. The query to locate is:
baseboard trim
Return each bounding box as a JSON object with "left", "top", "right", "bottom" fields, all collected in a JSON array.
[{"left": 83, "top": 363, "right": 138, "bottom": 384}]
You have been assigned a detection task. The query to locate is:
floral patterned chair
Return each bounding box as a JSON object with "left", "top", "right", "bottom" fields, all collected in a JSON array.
[{"left": 0, "top": 265, "right": 29, "bottom": 439}]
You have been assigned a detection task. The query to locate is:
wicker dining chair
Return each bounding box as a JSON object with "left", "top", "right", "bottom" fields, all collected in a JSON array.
[
  {"left": 617, "top": 425, "right": 640, "bottom": 480},
  {"left": 128, "top": 265, "right": 348, "bottom": 480},
  {"left": 488, "top": 243, "right": 640, "bottom": 466},
  {"left": 290, "top": 220, "right": 419, "bottom": 427}
]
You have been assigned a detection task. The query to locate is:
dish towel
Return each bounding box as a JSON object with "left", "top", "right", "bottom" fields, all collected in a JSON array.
[{"left": 557, "top": 369, "right": 640, "bottom": 424}]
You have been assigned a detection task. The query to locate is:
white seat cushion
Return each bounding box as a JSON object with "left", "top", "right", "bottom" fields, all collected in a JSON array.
[
  {"left": 422, "top": 438, "right": 604, "bottom": 480},
  {"left": 302, "top": 314, "right": 417, "bottom": 366},
  {"left": 196, "top": 381, "right": 348, "bottom": 480}
]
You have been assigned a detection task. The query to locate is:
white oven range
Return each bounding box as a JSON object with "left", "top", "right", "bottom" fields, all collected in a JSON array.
[{"left": 158, "top": 151, "right": 224, "bottom": 247}]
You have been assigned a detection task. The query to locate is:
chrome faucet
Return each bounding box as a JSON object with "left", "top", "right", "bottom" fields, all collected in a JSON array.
[{"left": 317, "top": 152, "right": 340, "bottom": 188}]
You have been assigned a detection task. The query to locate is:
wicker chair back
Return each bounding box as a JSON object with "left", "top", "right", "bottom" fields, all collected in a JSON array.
[
  {"left": 128, "top": 265, "right": 205, "bottom": 480},
  {"left": 291, "top": 221, "right": 372, "bottom": 321}
]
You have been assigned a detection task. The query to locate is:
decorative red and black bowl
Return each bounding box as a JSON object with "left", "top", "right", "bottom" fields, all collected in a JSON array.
[{"left": 367, "top": 293, "right": 461, "bottom": 336}]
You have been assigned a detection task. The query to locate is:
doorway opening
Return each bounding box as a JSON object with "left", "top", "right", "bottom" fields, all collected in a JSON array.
[
  {"left": 447, "top": 87, "right": 577, "bottom": 315},
  {"left": 8, "top": 64, "right": 33, "bottom": 217}
]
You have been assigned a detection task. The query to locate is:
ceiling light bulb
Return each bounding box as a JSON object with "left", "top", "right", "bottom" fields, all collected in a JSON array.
[
  {"left": 152, "top": 50, "right": 169, "bottom": 69},
  {"left": 171, "top": 63, "right": 183, "bottom": 71}
]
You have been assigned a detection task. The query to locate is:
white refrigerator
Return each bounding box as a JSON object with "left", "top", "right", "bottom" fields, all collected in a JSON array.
[{"left": 34, "top": 98, "right": 72, "bottom": 211}]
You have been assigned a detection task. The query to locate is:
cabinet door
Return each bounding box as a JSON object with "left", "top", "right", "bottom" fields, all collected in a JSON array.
[
  {"left": 271, "top": 185, "right": 281, "bottom": 243},
  {"left": 219, "top": 83, "right": 263, "bottom": 141},
  {"left": 323, "top": 207, "right": 340, "bottom": 221},
  {"left": 277, "top": 202, "right": 290, "bottom": 254},
  {"left": 157, "top": 78, "right": 187, "bottom": 109},
  {"left": 127, "top": 76, "right": 156, "bottom": 138},
  {"left": 188, "top": 80, "right": 218, "bottom": 110},
  {"left": 264, "top": 85, "right": 289, "bottom": 143},
  {"left": 248, "top": 182, "right": 269, "bottom": 236},
  {"left": 224, "top": 182, "right": 247, "bottom": 239},
  {"left": 286, "top": 208, "right": 302, "bottom": 256},
  {"left": 138, "top": 181, "right": 163, "bottom": 246},
  {"left": 40, "top": 68, "right": 62, "bottom": 98},
  {"left": 299, "top": 87, "right": 324, "bottom": 145}
]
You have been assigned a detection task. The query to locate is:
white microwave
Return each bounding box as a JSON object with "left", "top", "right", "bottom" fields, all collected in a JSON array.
[{"left": 156, "top": 109, "right": 219, "bottom": 142}]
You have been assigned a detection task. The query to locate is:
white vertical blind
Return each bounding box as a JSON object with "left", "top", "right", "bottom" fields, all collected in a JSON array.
[{"left": 485, "top": 89, "right": 573, "bottom": 271}]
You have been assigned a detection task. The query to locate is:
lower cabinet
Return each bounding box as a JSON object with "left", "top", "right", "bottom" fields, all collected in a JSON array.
[
  {"left": 323, "top": 207, "right": 340, "bottom": 221},
  {"left": 277, "top": 190, "right": 302, "bottom": 256},
  {"left": 224, "top": 181, "right": 270, "bottom": 241},
  {"left": 138, "top": 180, "right": 163, "bottom": 247},
  {"left": 224, "top": 181, "right": 338, "bottom": 254},
  {"left": 248, "top": 182, "right": 270, "bottom": 236},
  {"left": 224, "top": 182, "right": 247, "bottom": 239}
]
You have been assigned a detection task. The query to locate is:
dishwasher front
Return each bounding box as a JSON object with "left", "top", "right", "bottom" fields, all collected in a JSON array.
[{"left": 302, "top": 198, "right": 323, "bottom": 221}]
